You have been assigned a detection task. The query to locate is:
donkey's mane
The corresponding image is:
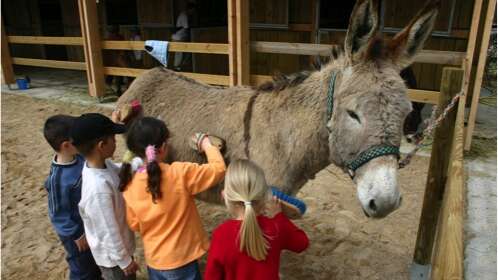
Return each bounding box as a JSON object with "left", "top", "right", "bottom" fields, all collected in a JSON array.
[{"left": 257, "top": 70, "right": 314, "bottom": 92}]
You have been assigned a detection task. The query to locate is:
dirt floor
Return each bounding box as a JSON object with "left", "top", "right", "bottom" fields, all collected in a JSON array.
[{"left": 1, "top": 93, "right": 430, "bottom": 280}]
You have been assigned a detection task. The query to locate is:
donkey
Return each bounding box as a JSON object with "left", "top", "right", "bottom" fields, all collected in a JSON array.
[{"left": 116, "top": 0, "right": 439, "bottom": 218}]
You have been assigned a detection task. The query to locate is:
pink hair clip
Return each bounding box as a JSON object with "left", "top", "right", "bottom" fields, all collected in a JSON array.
[{"left": 145, "top": 145, "right": 156, "bottom": 162}]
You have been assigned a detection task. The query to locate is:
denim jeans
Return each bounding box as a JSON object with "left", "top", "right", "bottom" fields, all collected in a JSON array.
[
  {"left": 60, "top": 236, "right": 102, "bottom": 280},
  {"left": 147, "top": 261, "right": 201, "bottom": 280}
]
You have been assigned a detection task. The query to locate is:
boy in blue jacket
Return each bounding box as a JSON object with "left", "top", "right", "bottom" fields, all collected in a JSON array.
[{"left": 43, "top": 115, "right": 101, "bottom": 280}]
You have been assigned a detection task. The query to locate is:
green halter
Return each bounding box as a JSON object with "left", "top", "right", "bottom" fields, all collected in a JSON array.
[{"left": 326, "top": 71, "right": 400, "bottom": 178}]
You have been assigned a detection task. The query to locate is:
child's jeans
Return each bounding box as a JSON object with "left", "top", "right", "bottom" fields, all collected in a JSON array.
[
  {"left": 60, "top": 236, "right": 101, "bottom": 280},
  {"left": 147, "top": 261, "right": 201, "bottom": 280}
]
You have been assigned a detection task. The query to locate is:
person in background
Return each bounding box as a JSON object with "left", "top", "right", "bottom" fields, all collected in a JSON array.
[{"left": 171, "top": 2, "right": 196, "bottom": 71}]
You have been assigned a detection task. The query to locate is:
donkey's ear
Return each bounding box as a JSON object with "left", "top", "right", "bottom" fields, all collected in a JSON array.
[
  {"left": 344, "top": 0, "right": 380, "bottom": 63},
  {"left": 388, "top": 0, "right": 439, "bottom": 69}
]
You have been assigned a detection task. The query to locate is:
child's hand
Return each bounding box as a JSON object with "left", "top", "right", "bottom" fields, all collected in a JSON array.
[
  {"left": 111, "top": 110, "right": 122, "bottom": 124},
  {"left": 264, "top": 196, "right": 282, "bottom": 218},
  {"left": 123, "top": 259, "right": 139, "bottom": 276},
  {"left": 199, "top": 136, "right": 213, "bottom": 152},
  {"left": 74, "top": 234, "right": 90, "bottom": 252}
]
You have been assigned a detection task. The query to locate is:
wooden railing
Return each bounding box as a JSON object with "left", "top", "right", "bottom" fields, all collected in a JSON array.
[
  {"left": 6, "top": 35, "right": 458, "bottom": 105},
  {"left": 7, "top": 35, "right": 231, "bottom": 86}
]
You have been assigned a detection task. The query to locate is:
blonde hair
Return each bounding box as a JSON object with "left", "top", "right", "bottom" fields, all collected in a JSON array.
[{"left": 224, "top": 159, "right": 270, "bottom": 261}]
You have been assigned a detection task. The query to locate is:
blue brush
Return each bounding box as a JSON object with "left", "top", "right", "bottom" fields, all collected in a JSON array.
[{"left": 271, "top": 187, "right": 307, "bottom": 217}]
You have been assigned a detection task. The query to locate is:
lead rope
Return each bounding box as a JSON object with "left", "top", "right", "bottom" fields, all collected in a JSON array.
[{"left": 398, "top": 89, "right": 464, "bottom": 169}]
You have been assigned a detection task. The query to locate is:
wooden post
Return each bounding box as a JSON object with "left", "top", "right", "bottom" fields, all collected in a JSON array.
[
  {"left": 464, "top": 0, "right": 496, "bottom": 150},
  {"left": 413, "top": 67, "right": 464, "bottom": 265},
  {"left": 228, "top": 0, "right": 238, "bottom": 86},
  {"left": 78, "top": 0, "right": 105, "bottom": 98},
  {"left": 235, "top": 0, "right": 249, "bottom": 85},
  {"left": 1, "top": 18, "right": 15, "bottom": 86},
  {"left": 431, "top": 69, "right": 466, "bottom": 280}
]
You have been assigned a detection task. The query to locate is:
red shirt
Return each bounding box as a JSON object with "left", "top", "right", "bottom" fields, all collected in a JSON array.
[{"left": 204, "top": 213, "right": 309, "bottom": 280}]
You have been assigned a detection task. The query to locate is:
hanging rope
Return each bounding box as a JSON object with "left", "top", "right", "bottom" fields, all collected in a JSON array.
[{"left": 398, "top": 89, "right": 465, "bottom": 169}]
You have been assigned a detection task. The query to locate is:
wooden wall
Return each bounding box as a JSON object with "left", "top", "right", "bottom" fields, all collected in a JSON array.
[
  {"left": 3, "top": 0, "right": 477, "bottom": 91},
  {"left": 2, "top": 0, "right": 45, "bottom": 59}
]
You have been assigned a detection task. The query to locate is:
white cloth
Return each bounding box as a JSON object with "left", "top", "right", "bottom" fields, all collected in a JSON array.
[
  {"left": 172, "top": 12, "right": 189, "bottom": 41},
  {"left": 79, "top": 159, "right": 135, "bottom": 269},
  {"left": 144, "top": 40, "right": 169, "bottom": 67}
]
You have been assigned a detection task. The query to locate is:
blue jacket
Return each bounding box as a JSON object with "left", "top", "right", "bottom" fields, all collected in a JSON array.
[{"left": 45, "top": 154, "right": 85, "bottom": 240}]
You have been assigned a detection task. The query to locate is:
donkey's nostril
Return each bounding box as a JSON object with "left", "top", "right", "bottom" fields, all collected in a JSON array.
[
  {"left": 399, "top": 196, "right": 403, "bottom": 206},
  {"left": 369, "top": 199, "right": 377, "bottom": 211}
]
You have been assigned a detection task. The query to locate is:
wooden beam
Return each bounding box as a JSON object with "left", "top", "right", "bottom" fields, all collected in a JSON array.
[
  {"left": 236, "top": 0, "right": 250, "bottom": 85},
  {"left": 288, "top": 23, "right": 313, "bottom": 32},
  {"left": 250, "top": 74, "right": 441, "bottom": 105},
  {"left": 407, "top": 89, "right": 441, "bottom": 105},
  {"left": 228, "top": 0, "right": 237, "bottom": 86},
  {"left": 413, "top": 67, "right": 464, "bottom": 266},
  {"left": 101, "top": 40, "right": 229, "bottom": 54},
  {"left": 104, "top": 66, "right": 230, "bottom": 86},
  {"left": 461, "top": 0, "right": 484, "bottom": 112},
  {"left": 431, "top": 71, "right": 466, "bottom": 280},
  {"left": 250, "top": 41, "right": 465, "bottom": 65},
  {"left": 1, "top": 18, "right": 15, "bottom": 85},
  {"left": 12, "top": 57, "right": 86, "bottom": 70},
  {"left": 7, "top": 36, "right": 83, "bottom": 45},
  {"left": 78, "top": 0, "right": 105, "bottom": 97},
  {"left": 464, "top": 0, "right": 496, "bottom": 150}
]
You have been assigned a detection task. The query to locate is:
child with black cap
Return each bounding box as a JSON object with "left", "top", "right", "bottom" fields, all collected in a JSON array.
[{"left": 71, "top": 113, "right": 138, "bottom": 280}]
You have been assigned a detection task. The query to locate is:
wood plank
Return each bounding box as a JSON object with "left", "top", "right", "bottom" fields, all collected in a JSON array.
[
  {"left": 288, "top": 23, "right": 313, "bottom": 32},
  {"left": 78, "top": 0, "right": 105, "bottom": 97},
  {"left": 236, "top": 0, "right": 250, "bottom": 85},
  {"left": 12, "top": 57, "right": 86, "bottom": 70},
  {"left": 413, "top": 67, "right": 464, "bottom": 266},
  {"left": 1, "top": 18, "right": 15, "bottom": 85},
  {"left": 101, "top": 40, "right": 229, "bottom": 54},
  {"left": 250, "top": 74, "right": 441, "bottom": 105},
  {"left": 251, "top": 41, "right": 465, "bottom": 65},
  {"left": 464, "top": 0, "right": 496, "bottom": 150},
  {"left": 431, "top": 70, "right": 466, "bottom": 280},
  {"left": 104, "top": 66, "right": 230, "bottom": 85},
  {"left": 461, "top": 0, "right": 484, "bottom": 109},
  {"left": 228, "top": 0, "right": 238, "bottom": 86},
  {"left": 7, "top": 35, "right": 83, "bottom": 46}
]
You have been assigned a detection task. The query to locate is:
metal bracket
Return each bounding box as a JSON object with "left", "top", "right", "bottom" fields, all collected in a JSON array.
[{"left": 410, "top": 263, "right": 431, "bottom": 280}]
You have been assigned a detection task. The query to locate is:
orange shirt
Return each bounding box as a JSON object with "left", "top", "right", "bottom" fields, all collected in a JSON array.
[{"left": 123, "top": 146, "right": 226, "bottom": 270}]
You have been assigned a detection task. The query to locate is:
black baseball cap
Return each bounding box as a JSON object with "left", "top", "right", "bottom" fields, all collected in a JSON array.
[{"left": 70, "top": 113, "right": 126, "bottom": 145}]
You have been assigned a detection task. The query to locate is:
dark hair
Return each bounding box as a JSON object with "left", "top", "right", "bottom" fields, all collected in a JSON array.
[
  {"left": 43, "top": 115, "right": 75, "bottom": 151},
  {"left": 73, "top": 135, "right": 112, "bottom": 157},
  {"left": 119, "top": 117, "right": 170, "bottom": 203}
]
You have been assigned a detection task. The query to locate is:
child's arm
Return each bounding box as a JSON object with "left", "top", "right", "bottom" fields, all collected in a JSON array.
[
  {"left": 277, "top": 213, "right": 309, "bottom": 253},
  {"left": 126, "top": 204, "right": 140, "bottom": 232},
  {"left": 85, "top": 192, "right": 133, "bottom": 269},
  {"left": 45, "top": 174, "right": 86, "bottom": 242},
  {"left": 182, "top": 141, "right": 226, "bottom": 195},
  {"left": 204, "top": 229, "right": 225, "bottom": 280}
]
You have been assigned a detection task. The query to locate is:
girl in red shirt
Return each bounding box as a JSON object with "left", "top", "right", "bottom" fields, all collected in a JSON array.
[{"left": 204, "top": 160, "right": 309, "bottom": 280}]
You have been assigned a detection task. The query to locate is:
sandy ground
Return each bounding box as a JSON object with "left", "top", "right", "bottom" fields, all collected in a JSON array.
[{"left": 1, "top": 93, "right": 430, "bottom": 279}]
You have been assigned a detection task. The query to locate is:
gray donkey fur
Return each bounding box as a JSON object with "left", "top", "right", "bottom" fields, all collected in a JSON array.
[{"left": 116, "top": 0, "right": 439, "bottom": 217}]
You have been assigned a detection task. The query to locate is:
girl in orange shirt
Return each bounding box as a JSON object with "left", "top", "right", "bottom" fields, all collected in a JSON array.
[{"left": 119, "top": 117, "right": 226, "bottom": 280}]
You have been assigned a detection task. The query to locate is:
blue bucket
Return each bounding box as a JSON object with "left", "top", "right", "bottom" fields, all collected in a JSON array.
[{"left": 16, "top": 77, "right": 30, "bottom": 90}]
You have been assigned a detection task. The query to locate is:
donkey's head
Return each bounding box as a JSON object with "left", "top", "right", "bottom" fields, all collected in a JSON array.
[{"left": 326, "top": 0, "right": 438, "bottom": 218}]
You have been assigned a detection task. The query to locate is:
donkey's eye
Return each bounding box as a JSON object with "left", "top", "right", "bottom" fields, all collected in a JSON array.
[{"left": 347, "top": 110, "right": 361, "bottom": 123}]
